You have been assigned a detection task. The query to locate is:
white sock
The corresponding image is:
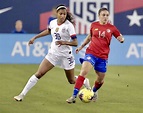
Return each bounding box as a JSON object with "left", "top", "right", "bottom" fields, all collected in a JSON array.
[
  {"left": 83, "top": 78, "right": 91, "bottom": 89},
  {"left": 75, "top": 75, "right": 91, "bottom": 89},
  {"left": 20, "top": 75, "right": 39, "bottom": 96}
]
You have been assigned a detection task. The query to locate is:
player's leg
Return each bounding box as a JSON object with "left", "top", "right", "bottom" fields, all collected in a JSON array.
[
  {"left": 14, "top": 58, "right": 54, "bottom": 101},
  {"left": 91, "top": 71, "right": 105, "bottom": 102},
  {"left": 93, "top": 71, "right": 105, "bottom": 92},
  {"left": 66, "top": 61, "right": 93, "bottom": 103},
  {"left": 64, "top": 68, "right": 75, "bottom": 84},
  {"left": 20, "top": 58, "right": 54, "bottom": 95},
  {"left": 64, "top": 69, "right": 91, "bottom": 88},
  {"left": 14, "top": 55, "right": 55, "bottom": 101},
  {"left": 62, "top": 55, "right": 91, "bottom": 88},
  {"left": 92, "top": 59, "right": 107, "bottom": 102}
]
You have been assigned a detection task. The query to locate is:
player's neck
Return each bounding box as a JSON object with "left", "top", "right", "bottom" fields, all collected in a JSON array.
[
  {"left": 57, "top": 20, "right": 66, "bottom": 25},
  {"left": 99, "top": 21, "right": 107, "bottom": 25}
]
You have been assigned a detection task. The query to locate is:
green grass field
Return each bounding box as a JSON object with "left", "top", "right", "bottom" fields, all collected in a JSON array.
[{"left": 0, "top": 64, "right": 143, "bottom": 113}]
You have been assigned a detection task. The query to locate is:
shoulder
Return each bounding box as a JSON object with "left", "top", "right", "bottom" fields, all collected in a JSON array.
[
  {"left": 48, "top": 17, "right": 56, "bottom": 25},
  {"left": 90, "top": 21, "right": 99, "bottom": 29},
  {"left": 50, "top": 19, "right": 57, "bottom": 25},
  {"left": 64, "top": 20, "right": 74, "bottom": 27},
  {"left": 49, "top": 19, "right": 57, "bottom": 28},
  {"left": 91, "top": 21, "right": 99, "bottom": 26},
  {"left": 65, "top": 20, "right": 72, "bottom": 25},
  {"left": 107, "top": 23, "right": 118, "bottom": 30},
  {"left": 92, "top": 21, "right": 99, "bottom": 25}
]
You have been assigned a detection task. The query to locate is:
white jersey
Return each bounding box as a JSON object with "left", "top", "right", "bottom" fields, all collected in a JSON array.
[{"left": 48, "top": 19, "right": 76, "bottom": 57}]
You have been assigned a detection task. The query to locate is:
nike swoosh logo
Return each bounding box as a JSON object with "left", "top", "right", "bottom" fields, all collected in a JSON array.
[{"left": 0, "top": 7, "right": 13, "bottom": 14}]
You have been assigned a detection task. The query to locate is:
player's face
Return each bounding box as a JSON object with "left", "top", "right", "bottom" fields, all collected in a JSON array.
[
  {"left": 98, "top": 10, "right": 109, "bottom": 24},
  {"left": 57, "top": 9, "right": 67, "bottom": 24}
]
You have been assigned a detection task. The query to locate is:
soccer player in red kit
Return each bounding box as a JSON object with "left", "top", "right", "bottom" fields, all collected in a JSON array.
[{"left": 66, "top": 7, "right": 124, "bottom": 103}]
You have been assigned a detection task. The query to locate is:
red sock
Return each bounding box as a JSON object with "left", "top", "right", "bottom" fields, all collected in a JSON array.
[
  {"left": 93, "top": 81, "right": 104, "bottom": 92},
  {"left": 74, "top": 75, "right": 85, "bottom": 89}
]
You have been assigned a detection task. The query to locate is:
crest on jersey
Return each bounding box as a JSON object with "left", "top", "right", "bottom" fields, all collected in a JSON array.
[
  {"left": 106, "top": 29, "right": 111, "bottom": 33},
  {"left": 55, "top": 27, "right": 59, "bottom": 32}
]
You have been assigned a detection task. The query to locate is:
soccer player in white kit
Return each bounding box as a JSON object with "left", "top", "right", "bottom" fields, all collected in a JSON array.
[{"left": 14, "top": 5, "right": 90, "bottom": 101}]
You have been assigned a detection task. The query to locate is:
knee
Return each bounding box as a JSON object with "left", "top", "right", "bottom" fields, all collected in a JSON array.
[
  {"left": 80, "top": 70, "right": 88, "bottom": 76},
  {"left": 68, "top": 79, "right": 75, "bottom": 84}
]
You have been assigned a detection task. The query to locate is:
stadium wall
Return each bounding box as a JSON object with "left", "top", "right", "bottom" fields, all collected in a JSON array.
[{"left": 0, "top": 34, "right": 142, "bottom": 65}]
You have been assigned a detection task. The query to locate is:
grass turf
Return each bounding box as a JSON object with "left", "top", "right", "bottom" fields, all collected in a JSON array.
[{"left": 0, "top": 64, "right": 143, "bottom": 113}]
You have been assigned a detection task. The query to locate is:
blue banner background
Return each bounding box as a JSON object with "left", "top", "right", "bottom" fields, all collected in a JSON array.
[{"left": 0, "top": 34, "right": 143, "bottom": 65}]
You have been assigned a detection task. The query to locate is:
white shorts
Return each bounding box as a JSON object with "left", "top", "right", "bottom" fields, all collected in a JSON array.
[{"left": 45, "top": 52, "right": 75, "bottom": 70}]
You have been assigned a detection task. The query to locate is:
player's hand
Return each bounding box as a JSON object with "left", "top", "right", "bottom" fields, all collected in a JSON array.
[
  {"left": 75, "top": 46, "right": 82, "bottom": 54},
  {"left": 55, "top": 41, "right": 66, "bottom": 47},
  {"left": 120, "top": 38, "right": 124, "bottom": 43},
  {"left": 28, "top": 37, "right": 35, "bottom": 45},
  {"left": 117, "top": 36, "right": 124, "bottom": 43}
]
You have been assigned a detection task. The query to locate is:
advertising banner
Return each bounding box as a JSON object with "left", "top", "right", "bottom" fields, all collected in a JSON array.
[{"left": 0, "top": 34, "right": 142, "bottom": 65}]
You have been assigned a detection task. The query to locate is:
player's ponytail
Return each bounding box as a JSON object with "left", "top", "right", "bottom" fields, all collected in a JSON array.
[
  {"left": 66, "top": 12, "right": 75, "bottom": 25},
  {"left": 56, "top": 4, "right": 75, "bottom": 25}
]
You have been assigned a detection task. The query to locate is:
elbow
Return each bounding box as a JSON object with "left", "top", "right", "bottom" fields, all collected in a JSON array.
[
  {"left": 75, "top": 42, "right": 78, "bottom": 47},
  {"left": 74, "top": 41, "right": 78, "bottom": 47},
  {"left": 73, "top": 44, "right": 78, "bottom": 47},
  {"left": 71, "top": 39, "right": 78, "bottom": 46},
  {"left": 73, "top": 40, "right": 78, "bottom": 47}
]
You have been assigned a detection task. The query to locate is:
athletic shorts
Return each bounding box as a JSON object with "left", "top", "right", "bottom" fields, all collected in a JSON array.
[
  {"left": 79, "top": 54, "right": 107, "bottom": 73},
  {"left": 45, "top": 52, "right": 75, "bottom": 70}
]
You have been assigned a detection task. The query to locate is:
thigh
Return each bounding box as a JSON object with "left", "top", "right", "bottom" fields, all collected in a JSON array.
[
  {"left": 79, "top": 61, "right": 93, "bottom": 77},
  {"left": 36, "top": 58, "right": 54, "bottom": 78},
  {"left": 94, "top": 59, "right": 107, "bottom": 73},
  {"left": 79, "top": 54, "right": 96, "bottom": 77},
  {"left": 45, "top": 52, "right": 60, "bottom": 66},
  {"left": 61, "top": 55, "right": 75, "bottom": 70}
]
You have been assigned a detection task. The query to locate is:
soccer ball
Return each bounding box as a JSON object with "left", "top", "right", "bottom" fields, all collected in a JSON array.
[{"left": 78, "top": 88, "right": 94, "bottom": 103}]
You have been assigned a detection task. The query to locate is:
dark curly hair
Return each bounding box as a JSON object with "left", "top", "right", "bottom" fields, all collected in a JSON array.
[{"left": 56, "top": 4, "right": 75, "bottom": 25}]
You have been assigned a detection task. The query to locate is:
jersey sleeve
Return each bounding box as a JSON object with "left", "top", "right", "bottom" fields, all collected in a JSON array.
[
  {"left": 48, "top": 18, "right": 57, "bottom": 29},
  {"left": 68, "top": 23, "right": 76, "bottom": 37},
  {"left": 48, "top": 20, "right": 53, "bottom": 30},
  {"left": 90, "top": 23, "right": 93, "bottom": 37},
  {"left": 112, "top": 26, "right": 122, "bottom": 38}
]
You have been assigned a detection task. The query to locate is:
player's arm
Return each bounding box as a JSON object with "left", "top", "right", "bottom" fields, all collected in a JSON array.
[
  {"left": 117, "top": 35, "right": 124, "bottom": 43},
  {"left": 113, "top": 26, "right": 124, "bottom": 43},
  {"left": 55, "top": 35, "right": 78, "bottom": 47},
  {"left": 75, "top": 34, "right": 91, "bottom": 54},
  {"left": 55, "top": 22, "right": 78, "bottom": 47},
  {"left": 34, "top": 29, "right": 51, "bottom": 39},
  {"left": 65, "top": 38, "right": 78, "bottom": 47},
  {"left": 28, "top": 29, "right": 51, "bottom": 45}
]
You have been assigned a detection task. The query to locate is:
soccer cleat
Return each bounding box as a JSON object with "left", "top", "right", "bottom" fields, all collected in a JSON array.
[
  {"left": 14, "top": 94, "right": 24, "bottom": 101},
  {"left": 83, "top": 78, "right": 91, "bottom": 90},
  {"left": 92, "top": 91, "right": 98, "bottom": 102},
  {"left": 66, "top": 96, "right": 76, "bottom": 104}
]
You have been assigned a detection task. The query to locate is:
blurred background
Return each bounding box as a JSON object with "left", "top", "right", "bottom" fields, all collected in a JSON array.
[{"left": 0, "top": 0, "right": 143, "bottom": 65}]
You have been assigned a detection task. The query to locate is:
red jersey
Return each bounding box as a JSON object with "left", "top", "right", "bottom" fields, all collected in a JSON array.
[{"left": 86, "top": 21, "right": 121, "bottom": 60}]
